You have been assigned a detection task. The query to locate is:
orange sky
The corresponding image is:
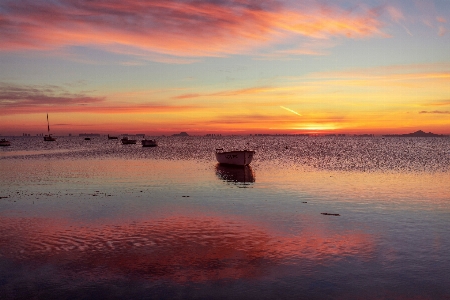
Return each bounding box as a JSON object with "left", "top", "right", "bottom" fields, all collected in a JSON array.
[{"left": 1, "top": 0, "right": 449, "bottom": 135}]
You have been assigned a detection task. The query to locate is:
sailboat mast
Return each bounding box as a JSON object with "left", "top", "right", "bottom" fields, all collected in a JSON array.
[{"left": 47, "top": 113, "right": 50, "bottom": 133}]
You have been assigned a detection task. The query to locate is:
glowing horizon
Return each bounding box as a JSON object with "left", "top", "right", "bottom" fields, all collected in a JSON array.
[{"left": 1, "top": 0, "right": 449, "bottom": 136}]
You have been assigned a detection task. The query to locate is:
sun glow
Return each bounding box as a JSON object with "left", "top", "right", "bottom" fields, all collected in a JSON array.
[{"left": 292, "top": 124, "right": 338, "bottom": 131}]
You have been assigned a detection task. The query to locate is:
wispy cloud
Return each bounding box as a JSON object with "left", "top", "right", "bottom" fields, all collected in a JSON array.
[
  {"left": 301, "top": 63, "right": 450, "bottom": 91},
  {"left": 0, "top": 82, "right": 199, "bottom": 115},
  {"left": 386, "top": 5, "right": 412, "bottom": 36},
  {"left": 438, "top": 26, "right": 448, "bottom": 37},
  {"left": 0, "top": 0, "right": 389, "bottom": 61},
  {"left": 414, "top": 1, "right": 448, "bottom": 36},
  {"left": 172, "top": 85, "right": 299, "bottom": 100},
  {"left": 172, "top": 93, "right": 202, "bottom": 100},
  {"left": 307, "top": 63, "right": 450, "bottom": 78},
  {"left": 0, "top": 102, "right": 200, "bottom": 116},
  {"left": 200, "top": 112, "right": 348, "bottom": 131},
  {"left": 280, "top": 106, "right": 302, "bottom": 116},
  {"left": 0, "top": 83, "right": 104, "bottom": 107},
  {"left": 421, "top": 99, "right": 450, "bottom": 107},
  {"left": 419, "top": 110, "right": 450, "bottom": 114}
]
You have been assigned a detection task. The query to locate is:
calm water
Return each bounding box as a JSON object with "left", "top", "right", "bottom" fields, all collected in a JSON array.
[{"left": 1, "top": 136, "right": 449, "bottom": 299}]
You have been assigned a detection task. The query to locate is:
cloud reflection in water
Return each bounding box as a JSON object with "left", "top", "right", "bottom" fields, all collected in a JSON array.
[{"left": 0, "top": 213, "right": 374, "bottom": 283}]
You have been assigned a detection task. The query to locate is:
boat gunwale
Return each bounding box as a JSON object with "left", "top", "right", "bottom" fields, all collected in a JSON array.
[
  {"left": 215, "top": 149, "right": 255, "bottom": 166},
  {"left": 215, "top": 149, "right": 255, "bottom": 154}
]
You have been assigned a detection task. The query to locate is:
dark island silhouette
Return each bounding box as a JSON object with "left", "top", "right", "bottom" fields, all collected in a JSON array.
[
  {"left": 383, "top": 130, "right": 448, "bottom": 137},
  {"left": 172, "top": 132, "right": 189, "bottom": 136}
]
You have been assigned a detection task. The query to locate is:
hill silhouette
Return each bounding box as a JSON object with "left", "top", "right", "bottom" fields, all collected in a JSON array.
[{"left": 383, "top": 130, "right": 448, "bottom": 137}]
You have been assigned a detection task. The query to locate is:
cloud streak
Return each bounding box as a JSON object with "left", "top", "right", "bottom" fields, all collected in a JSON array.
[
  {"left": 0, "top": 83, "right": 199, "bottom": 115},
  {"left": 280, "top": 106, "right": 302, "bottom": 116},
  {"left": 0, "top": 0, "right": 388, "bottom": 60},
  {"left": 419, "top": 110, "right": 450, "bottom": 114},
  {"left": 172, "top": 85, "right": 299, "bottom": 100},
  {"left": 0, "top": 83, "right": 104, "bottom": 107}
]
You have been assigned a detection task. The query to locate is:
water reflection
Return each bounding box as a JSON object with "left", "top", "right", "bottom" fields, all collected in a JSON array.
[
  {"left": 0, "top": 214, "right": 374, "bottom": 283},
  {"left": 2, "top": 137, "right": 450, "bottom": 298},
  {"left": 215, "top": 164, "right": 255, "bottom": 186}
]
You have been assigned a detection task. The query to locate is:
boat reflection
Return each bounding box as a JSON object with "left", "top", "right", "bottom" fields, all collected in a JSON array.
[{"left": 215, "top": 164, "right": 255, "bottom": 185}]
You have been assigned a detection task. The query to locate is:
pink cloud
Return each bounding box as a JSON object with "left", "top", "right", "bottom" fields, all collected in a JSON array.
[
  {"left": 386, "top": 6, "right": 405, "bottom": 23},
  {"left": 438, "top": 26, "right": 447, "bottom": 36},
  {"left": 437, "top": 16, "right": 447, "bottom": 23},
  {"left": 0, "top": 0, "right": 388, "bottom": 59},
  {"left": 171, "top": 86, "right": 282, "bottom": 100},
  {"left": 172, "top": 93, "right": 202, "bottom": 100}
]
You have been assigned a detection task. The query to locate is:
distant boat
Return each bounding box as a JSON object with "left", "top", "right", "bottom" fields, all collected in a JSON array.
[
  {"left": 142, "top": 139, "right": 158, "bottom": 147},
  {"left": 44, "top": 114, "right": 56, "bottom": 141},
  {"left": 121, "top": 136, "right": 137, "bottom": 144},
  {"left": 44, "top": 135, "right": 56, "bottom": 141},
  {"left": 215, "top": 148, "right": 255, "bottom": 166},
  {"left": 108, "top": 134, "right": 118, "bottom": 140},
  {"left": 0, "top": 138, "right": 11, "bottom": 146},
  {"left": 84, "top": 137, "right": 91, "bottom": 140}
]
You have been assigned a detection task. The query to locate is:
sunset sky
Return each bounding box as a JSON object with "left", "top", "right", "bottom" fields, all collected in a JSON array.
[{"left": 1, "top": 0, "right": 449, "bottom": 136}]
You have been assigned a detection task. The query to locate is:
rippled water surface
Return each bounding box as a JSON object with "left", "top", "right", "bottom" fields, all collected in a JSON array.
[{"left": 1, "top": 136, "right": 449, "bottom": 299}]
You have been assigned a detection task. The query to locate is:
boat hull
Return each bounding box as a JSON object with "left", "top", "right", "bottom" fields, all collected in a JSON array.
[
  {"left": 0, "top": 141, "right": 10, "bottom": 146},
  {"left": 44, "top": 135, "right": 56, "bottom": 141},
  {"left": 142, "top": 140, "right": 157, "bottom": 147},
  {"left": 215, "top": 150, "right": 255, "bottom": 166},
  {"left": 121, "top": 139, "right": 137, "bottom": 144}
]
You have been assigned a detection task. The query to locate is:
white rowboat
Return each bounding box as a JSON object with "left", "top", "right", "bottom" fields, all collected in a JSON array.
[{"left": 215, "top": 148, "right": 255, "bottom": 166}]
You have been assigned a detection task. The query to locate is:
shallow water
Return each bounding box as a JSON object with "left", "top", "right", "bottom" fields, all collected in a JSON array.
[{"left": 1, "top": 136, "right": 449, "bottom": 299}]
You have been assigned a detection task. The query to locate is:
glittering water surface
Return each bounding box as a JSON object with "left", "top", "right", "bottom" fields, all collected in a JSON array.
[{"left": 1, "top": 136, "right": 449, "bottom": 299}]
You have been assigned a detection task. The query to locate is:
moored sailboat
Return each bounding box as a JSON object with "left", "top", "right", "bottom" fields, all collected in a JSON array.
[{"left": 44, "top": 114, "right": 56, "bottom": 141}]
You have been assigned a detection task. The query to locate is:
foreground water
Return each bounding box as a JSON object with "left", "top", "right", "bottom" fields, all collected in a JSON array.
[{"left": 1, "top": 136, "right": 449, "bottom": 299}]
